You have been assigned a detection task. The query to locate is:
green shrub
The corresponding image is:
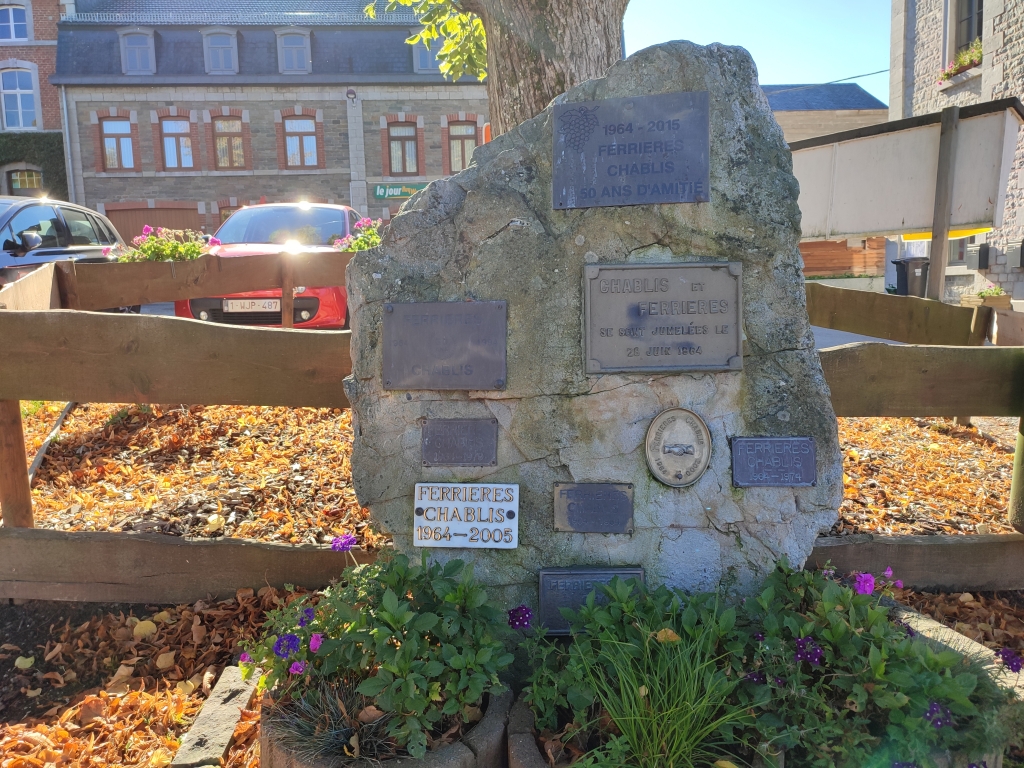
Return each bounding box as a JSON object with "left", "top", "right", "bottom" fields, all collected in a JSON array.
[{"left": 242, "top": 553, "right": 513, "bottom": 759}]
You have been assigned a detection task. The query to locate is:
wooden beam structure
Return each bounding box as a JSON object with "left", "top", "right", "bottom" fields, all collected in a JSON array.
[
  {"left": 0, "top": 400, "right": 32, "bottom": 527},
  {"left": 806, "top": 282, "right": 990, "bottom": 346},
  {"left": 0, "top": 311, "right": 352, "bottom": 407},
  {"left": 927, "top": 105, "right": 960, "bottom": 301},
  {"left": 0, "top": 262, "right": 60, "bottom": 311},
  {"left": 819, "top": 342, "right": 1024, "bottom": 416},
  {"left": 56, "top": 250, "right": 354, "bottom": 311},
  {"left": 0, "top": 527, "right": 376, "bottom": 603}
]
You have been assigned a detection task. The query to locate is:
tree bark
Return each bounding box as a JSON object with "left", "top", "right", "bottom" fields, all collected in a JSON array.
[{"left": 464, "top": 0, "right": 630, "bottom": 135}]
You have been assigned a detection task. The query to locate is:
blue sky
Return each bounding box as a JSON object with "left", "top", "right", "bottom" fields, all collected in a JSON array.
[{"left": 623, "top": 0, "right": 892, "bottom": 105}]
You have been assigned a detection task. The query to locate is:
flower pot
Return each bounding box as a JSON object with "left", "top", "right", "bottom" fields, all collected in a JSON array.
[
  {"left": 262, "top": 688, "right": 512, "bottom": 768},
  {"left": 961, "top": 294, "right": 1012, "bottom": 310}
]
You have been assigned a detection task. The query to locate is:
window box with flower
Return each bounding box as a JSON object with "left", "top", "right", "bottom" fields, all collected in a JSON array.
[
  {"left": 960, "top": 283, "right": 1012, "bottom": 310},
  {"left": 938, "top": 37, "right": 983, "bottom": 86}
]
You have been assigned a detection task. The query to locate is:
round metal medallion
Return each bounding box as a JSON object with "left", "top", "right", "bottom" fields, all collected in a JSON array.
[{"left": 644, "top": 408, "right": 712, "bottom": 487}]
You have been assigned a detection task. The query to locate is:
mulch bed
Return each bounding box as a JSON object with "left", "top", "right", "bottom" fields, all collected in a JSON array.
[
  {"left": 0, "top": 588, "right": 291, "bottom": 766},
  {"left": 832, "top": 417, "right": 1017, "bottom": 536},
  {"left": 19, "top": 402, "right": 386, "bottom": 549}
]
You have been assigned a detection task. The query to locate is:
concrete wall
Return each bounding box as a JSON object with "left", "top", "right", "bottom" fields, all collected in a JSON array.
[{"left": 890, "top": 0, "right": 1024, "bottom": 298}]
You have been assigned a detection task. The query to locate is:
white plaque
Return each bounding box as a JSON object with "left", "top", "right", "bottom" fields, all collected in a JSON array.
[{"left": 413, "top": 483, "right": 519, "bottom": 548}]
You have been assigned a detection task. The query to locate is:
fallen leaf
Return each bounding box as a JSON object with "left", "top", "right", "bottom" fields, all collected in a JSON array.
[
  {"left": 959, "top": 593, "right": 976, "bottom": 603},
  {"left": 655, "top": 627, "right": 681, "bottom": 643},
  {"left": 462, "top": 704, "right": 483, "bottom": 723},
  {"left": 156, "top": 651, "right": 176, "bottom": 670},
  {"left": 715, "top": 761, "right": 741, "bottom": 768},
  {"left": 176, "top": 679, "right": 195, "bottom": 695},
  {"left": 152, "top": 611, "right": 171, "bottom": 623},
  {"left": 14, "top": 655, "right": 34, "bottom": 670},
  {"left": 149, "top": 747, "right": 173, "bottom": 767},
  {"left": 133, "top": 620, "right": 158, "bottom": 641},
  {"left": 24, "top": 688, "right": 42, "bottom": 698},
  {"left": 204, "top": 513, "right": 225, "bottom": 534},
  {"left": 1, "top": 643, "right": 21, "bottom": 651},
  {"left": 357, "top": 705, "right": 385, "bottom": 723}
]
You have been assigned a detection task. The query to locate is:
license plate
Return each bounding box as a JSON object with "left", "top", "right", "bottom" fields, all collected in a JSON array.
[{"left": 223, "top": 299, "right": 280, "bottom": 312}]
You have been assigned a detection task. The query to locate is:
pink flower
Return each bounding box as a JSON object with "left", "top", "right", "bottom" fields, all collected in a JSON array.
[
  {"left": 102, "top": 246, "right": 112, "bottom": 256},
  {"left": 141, "top": 225, "right": 153, "bottom": 235},
  {"left": 884, "top": 566, "right": 893, "bottom": 579},
  {"left": 289, "top": 660, "right": 306, "bottom": 674},
  {"left": 309, "top": 633, "right": 323, "bottom": 653},
  {"left": 853, "top": 572, "right": 875, "bottom": 595},
  {"left": 354, "top": 217, "right": 373, "bottom": 230},
  {"left": 239, "top": 652, "right": 252, "bottom": 663},
  {"left": 208, "top": 237, "right": 221, "bottom": 246}
]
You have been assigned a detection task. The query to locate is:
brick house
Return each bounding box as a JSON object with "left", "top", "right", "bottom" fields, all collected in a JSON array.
[
  {"left": 53, "top": 0, "right": 488, "bottom": 237},
  {"left": 890, "top": 0, "right": 1024, "bottom": 300},
  {"left": 0, "top": 0, "right": 67, "bottom": 198}
]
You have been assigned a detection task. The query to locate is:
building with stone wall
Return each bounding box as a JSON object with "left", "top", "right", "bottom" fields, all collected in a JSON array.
[
  {"left": 890, "top": 0, "right": 1024, "bottom": 300},
  {"left": 53, "top": 0, "right": 488, "bottom": 238},
  {"left": 763, "top": 83, "right": 888, "bottom": 143},
  {"left": 0, "top": 0, "right": 67, "bottom": 198}
]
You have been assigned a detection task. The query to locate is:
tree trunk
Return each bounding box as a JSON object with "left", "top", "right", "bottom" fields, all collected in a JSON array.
[{"left": 464, "top": 0, "right": 630, "bottom": 135}]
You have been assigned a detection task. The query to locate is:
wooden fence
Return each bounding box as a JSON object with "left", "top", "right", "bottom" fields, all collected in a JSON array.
[{"left": 2, "top": 266, "right": 1024, "bottom": 601}]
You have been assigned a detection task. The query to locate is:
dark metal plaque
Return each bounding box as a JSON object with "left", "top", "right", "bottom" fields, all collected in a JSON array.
[
  {"left": 585, "top": 262, "right": 742, "bottom": 373},
  {"left": 732, "top": 437, "right": 817, "bottom": 487},
  {"left": 422, "top": 418, "right": 498, "bottom": 467},
  {"left": 552, "top": 91, "right": 710, "bottom": 210},
  {"left": 539, "top": 567, "right": 644, "bottom": 635},
  {"left": 553, "top": 483, "right": 633, "bottom": 533},
  {"left": 382, "top": 301, "right": 507, "bottom": 390}
]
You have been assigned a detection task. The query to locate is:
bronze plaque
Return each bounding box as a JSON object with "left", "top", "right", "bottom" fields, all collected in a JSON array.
[
  {"left": 645, "top": 408, "right": 712, "bottom": 487},
  {"left": 584, "top": 262, "right": 742, "bottom": 373},
  {"left": 382, "top": 301, "right": 507, "bottom": 390},
  {"left": 422, "top": 418, "right": 498, "bottom": 467},
  {"left": 552, "top": 91, "right": 710, "bottom": 209},
  {"left": 732, "top": 437, "right": 817, "bottom": 487},
  {"left": 539, "top": 567, "right": 644, "bottom": 635},
  {"left": 553, "top": 482, "right": 634, "bottom": 533}
]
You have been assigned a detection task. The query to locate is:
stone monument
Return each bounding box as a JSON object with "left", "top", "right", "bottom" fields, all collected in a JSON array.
[{"left": 344, "top": 40, "right": 842, "bottom": 613}]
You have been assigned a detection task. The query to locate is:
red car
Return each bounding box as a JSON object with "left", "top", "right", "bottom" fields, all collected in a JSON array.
[{"left": 175, "top": 202, "right": 358, "bottom": 329}]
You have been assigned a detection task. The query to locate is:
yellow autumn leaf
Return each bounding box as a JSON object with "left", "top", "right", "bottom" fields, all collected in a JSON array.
[
  {"left": 176, "top": 679, "right": 196, "bottom": 695},
  {"left": 133, "top": 620, "right": 158, "bottom": 641},
  {"left": 637, "top": 685, "right": 647, "bottom": 698},
  {"left": 714, "top": 761, "right": 740, "bottom": 768},
  {"left": 201, "top": 476, "right": 218, "bottom": 485},
  {"left": 156, "top": 651, "right": 176, "bottom": 670},
  {"left": 655, "top": 627, "right": 681, "bottom": 643},
  {"left": 149, "top": 748, "right": 173, "bottom": 768},
  {"left": 24, "top": 687, "right": 42, "bottom": 698},
  {"left": 152, "top": 611, "right": 171, "bottom": 623},
  {"left": 14, "top": 656, "right": 34, "bottom": 670},
  {"left": 204, "top": 514, "right": 225, "bottom": 534}
]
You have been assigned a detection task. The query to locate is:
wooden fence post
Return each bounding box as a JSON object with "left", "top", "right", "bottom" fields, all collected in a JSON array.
[
  {"left": 1010, "top": 417, "right": 1024, "bottom": 534},
  {"left": 280, "top": 256, "right": 294, "bottom": 329},
  {"left": 926, "top": 105, "right": 959, "bottom": 302},
  {"left": 0, "top": 399, "right": 33, "bottom": 528}
]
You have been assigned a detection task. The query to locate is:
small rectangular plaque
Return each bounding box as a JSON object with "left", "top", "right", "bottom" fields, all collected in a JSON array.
[
  {"left": 383, "top": 301, "right": 507, "bottom": 391},
  {"left": 538, "top": 567, "right": 644, "bottom": 635},
  {"left": 422, "top": 419, "right": 498, "bottom": 467},
  {"left": 553, "top": 482, "right": 633, "bottom": 533},
  {"left": 413, "top": 483, "right": 518, "bottom": 548},
  {"left": 584, "top": 262, "right": 742, "bottom": 373},
  {"left": 552, "top": 91, "right": 710, "bottom": 210},
  {"left": 732, "top": 437, "right": 817, "bottom": 487}
]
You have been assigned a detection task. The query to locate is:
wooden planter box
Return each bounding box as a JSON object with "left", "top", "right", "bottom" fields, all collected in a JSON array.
[
  {"left": 961, "top": 294, "right": 1012, "bottom": 310},
  {"left": 262, "top": 689, "right": 512, "bottom": 768}
]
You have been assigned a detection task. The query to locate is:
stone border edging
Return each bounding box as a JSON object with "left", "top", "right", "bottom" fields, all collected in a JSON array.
[
  {"left": 506, "top": 693, "right": 546, "bottom": 768},
  {"left": 171, "top": 666, "right": 258, "bottom": 768},
  {"left": 261, "top": 688, "right": 512, "bottom": 768}
]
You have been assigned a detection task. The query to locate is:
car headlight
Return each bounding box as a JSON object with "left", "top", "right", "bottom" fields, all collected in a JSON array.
[
  {"left": 299, "top": 310, "right": 311, "bottom": 321},
  {"left": 198, "top": 310, "right": 210, "bottom": 321}
]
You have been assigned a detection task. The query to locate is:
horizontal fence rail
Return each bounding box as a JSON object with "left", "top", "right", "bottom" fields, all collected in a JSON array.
[
  {"left": 56, "top": 251, "right": 354, "bottom": 311},
  {"left": 0, "top": 311, "right": 352, "bottom": 408},
  {"left": 806, "top": 282, "right": 990, "bottom": 346}
]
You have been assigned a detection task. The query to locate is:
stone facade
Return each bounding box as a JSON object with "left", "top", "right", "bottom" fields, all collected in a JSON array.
[
  {"left": 891, "top": 0, "right": 1024, "bottom": 298},
  {"left": 345, "top": 42, "right": 843, "bottom": 604}
]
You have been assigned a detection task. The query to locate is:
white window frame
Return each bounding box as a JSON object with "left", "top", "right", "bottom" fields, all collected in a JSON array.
[
  {"left": 275, "top": 27, "right": 311, "bottom": 74},
  {"left": 201, "top": 27, "right": 238, "bottom": 75},
  {"left": 0, "top": 3, "right": 32, "bottom": 44},
  {"left": 0, "top": 59, "right": 38, "bottom": 131},
  {"left": 118, "top": 27, "right": 155, "bottom": 76},
  {"left": 412, "top": 39, "right": 441, "bottom": 73}
]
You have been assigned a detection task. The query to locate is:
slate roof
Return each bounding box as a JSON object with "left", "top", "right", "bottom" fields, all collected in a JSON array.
[
  {"left": 66, "top": 0, "right": 417, "bottom": 25},
  {"left": 762, "top": 83, "right": 887, "bottom": 111}
]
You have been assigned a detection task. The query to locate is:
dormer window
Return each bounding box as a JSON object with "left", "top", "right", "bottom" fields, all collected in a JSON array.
[
  {"left": 413, "top": 41, "right": 441, "bottom": 73},
  {"left": 276, "top": 28, "right": 311, "bottom": 74},
  {"left": 118, "top": 28, "right": 155, "bottom": 75},
  {"left": 0, "top": 6, "right": 28, "bottom": 41},
  {"left": 202, "top": 28, "right": 238, "bottom": 75}
]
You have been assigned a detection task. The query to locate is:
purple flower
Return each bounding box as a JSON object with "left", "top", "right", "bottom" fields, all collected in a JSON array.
[
  {"left": 289, "top": 661, "right": 306, "bottom": 675},
  {"left": 753, "top": 632, "right": 765, "bottom": 642},
  {"left": 508, "top": 605, "right": 533, "bottom": 630},
  {"left": 794, "top": 637, "right": 824, "bottom": 666},
  {"left": 773, "top": 676, "right": 786, "bottom": 687},
  {"left": 239, "top": 652, "right": 252, "bottom": 663},
  {"left": 894, "top": 580, "right": 903, "bottom": 589},
  {"left": 310, "top": 633, "right": 323, "bottom": 653},
  {"left": 924, "top": 701, "right": 953, "bottom": 729},
  {"left": 999, "top": 647, "right": 1024, "bottom": 673},
  {"left": 894, "top": 620, "right": 917, "bottom": 638},
  {"left": 273, "top": 633, "right": 301, "bottom": 659},
  {"left": 968, "top": 763, "right": 989, "bottom": 768},
  {"left": 884, "top": 566, "right": 893, "bottom": 579},
  {"left": 744, "top": 671, "right": 766, "bottom": 684},
  {"left": 822, "top": 566, "right": 836, "bottom": 579},
  {"left": 142, "top": 224, "right": 153, "bottom": 235},
  {"left": 331, "top": 533, "right": 358, "bottom": 552},
  {"left": 853, "top": 573, "right": 876, "bottom": 595},
  {"left": 298, "top": 607, "right": 315, "bottom": 628}
]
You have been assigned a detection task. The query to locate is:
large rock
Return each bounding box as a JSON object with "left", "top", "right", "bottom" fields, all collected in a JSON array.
[{"left": 344, "top": 40, "right": 842, "bottom": 603}]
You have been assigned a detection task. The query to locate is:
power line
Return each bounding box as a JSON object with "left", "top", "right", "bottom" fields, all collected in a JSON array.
[{"left": 765, "top": 68, "right": 890, "bottom": 95}]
